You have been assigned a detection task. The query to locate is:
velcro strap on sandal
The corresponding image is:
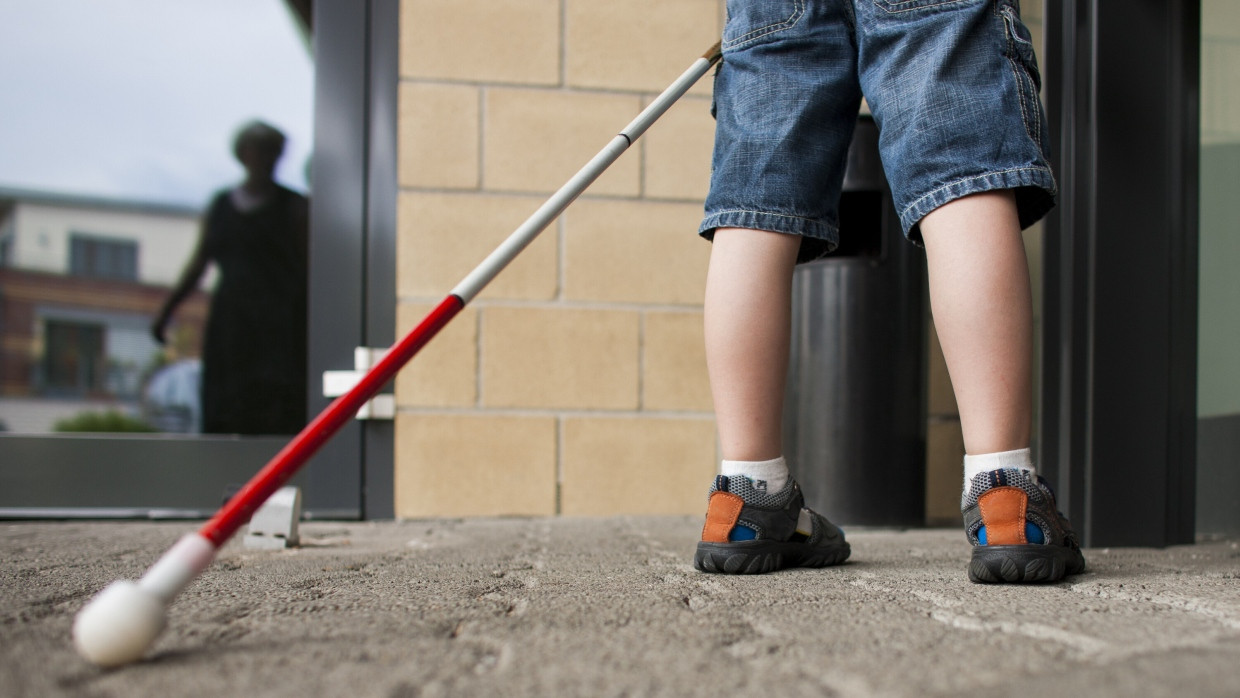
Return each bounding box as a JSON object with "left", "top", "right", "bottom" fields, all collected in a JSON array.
[{"left": 701, "top": 491, "right": 745, "bottom": 543}]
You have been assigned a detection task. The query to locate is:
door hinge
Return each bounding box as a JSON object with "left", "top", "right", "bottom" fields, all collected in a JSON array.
[{"left": 322, "top": 347, "right": 396, "bottom": 420}]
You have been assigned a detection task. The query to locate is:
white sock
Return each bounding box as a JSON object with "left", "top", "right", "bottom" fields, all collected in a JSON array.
[
  {"left": 962, "top": 447, "right": 1035, "bottom": 488},
  {"left": 721, "top": 456, "right": 790, "bottom": 494}
]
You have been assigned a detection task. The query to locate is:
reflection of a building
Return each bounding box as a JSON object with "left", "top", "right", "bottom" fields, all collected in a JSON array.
[{"left": 0, "top": 188, "right": 207, "bottom": 432}]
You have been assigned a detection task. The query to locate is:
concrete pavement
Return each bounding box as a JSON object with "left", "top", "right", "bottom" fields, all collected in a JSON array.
[{"left": 3, "top": 518, "right": 1239, "bottom": 697}]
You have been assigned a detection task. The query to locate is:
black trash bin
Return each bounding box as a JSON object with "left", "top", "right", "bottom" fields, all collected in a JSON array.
[{"left": 782, "top": 115, "right": 927, "bottom": 527}]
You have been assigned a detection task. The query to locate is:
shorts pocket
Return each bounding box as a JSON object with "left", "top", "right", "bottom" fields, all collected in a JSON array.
[
  {"left": 999, "top": 4, "right": 1045, "bottom": 149},
  {"left": 871, "top": 0, "right": 983, "bottom": 14},
  {"left": 722, "top": 0, "right": 806, "bottom": 51},
  {"left": 1001, "top": 4, "right": 1042, "bottom": 91}
]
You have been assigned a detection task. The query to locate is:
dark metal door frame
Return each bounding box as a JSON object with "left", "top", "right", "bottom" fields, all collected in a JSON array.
[
  {"left": 1040, "top": 0, "right": 1200, "bottom": 547},
  {"left": 361, "top": 0, "right": 399, "bottom": 520},
  {"left": 304, "top": 0, "right": 397, "bottom": 520}
]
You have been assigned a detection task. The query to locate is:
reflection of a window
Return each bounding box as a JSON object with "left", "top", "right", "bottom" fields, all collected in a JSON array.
[
  {"left": 68, "top": 234, "right": 138, "bottom": 281},
  {"left": 40, "top": 320, "right": 105, "bottom": 396},
  {"left": 0, "top": 231, "right": 12, "bottom": 268}
]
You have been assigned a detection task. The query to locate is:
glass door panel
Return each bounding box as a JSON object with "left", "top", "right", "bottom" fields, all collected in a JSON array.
[
  {"left": 1198, "top": 0, "right": 1240, "bottom": 536},
  {"left": 0, "top": 0, "right": 326, "bottom": 517}
]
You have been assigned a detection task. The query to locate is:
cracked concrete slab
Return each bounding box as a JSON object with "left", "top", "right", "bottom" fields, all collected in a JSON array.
[{"left": 2, "top": 519, "right": 1238, "bottom": 697}]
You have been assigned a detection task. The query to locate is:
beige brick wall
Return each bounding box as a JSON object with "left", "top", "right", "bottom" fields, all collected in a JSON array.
[
  {"left": 396, "top": 0, "right": 724, "bottom": 518},
  {"left": 394, "top": 0, "right": 1040, "bottom": 523}
]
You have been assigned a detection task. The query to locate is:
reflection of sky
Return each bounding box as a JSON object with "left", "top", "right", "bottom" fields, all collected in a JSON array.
[{"left": 0, "top": 0, "right": 313, "bottom": 209}]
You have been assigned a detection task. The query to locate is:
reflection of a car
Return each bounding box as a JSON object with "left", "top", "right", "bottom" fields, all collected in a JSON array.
[{"left": 143, "top": 359, "right": 202, "bottom": 433}]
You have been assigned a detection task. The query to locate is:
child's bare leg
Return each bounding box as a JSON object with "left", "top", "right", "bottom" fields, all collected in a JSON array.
[
  {"left": 696, "top": 227, "right": 851, "bottom": 575},
  {"left": 703, "top": 227, "right": 802, "bottom": 462},
  {"left": 923, "top": 191, "right": 1086, "bottom": 583},
  {"left": 919, "top": 190, "right": 1032, "bottom": 456}
]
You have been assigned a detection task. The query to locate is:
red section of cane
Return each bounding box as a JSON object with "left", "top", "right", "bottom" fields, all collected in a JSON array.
[{"left": 197, "top": 294, "right": 465, "bottom": 546}]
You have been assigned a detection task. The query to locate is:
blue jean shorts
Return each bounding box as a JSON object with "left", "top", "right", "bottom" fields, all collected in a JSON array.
[{"left": 700, "top": 0, "right": 1056, "bottom": 261}]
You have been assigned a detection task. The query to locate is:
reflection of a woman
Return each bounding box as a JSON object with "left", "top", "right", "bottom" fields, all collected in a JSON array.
[{"left": 152, "top": 121, "right": 309, "bottom": 435}]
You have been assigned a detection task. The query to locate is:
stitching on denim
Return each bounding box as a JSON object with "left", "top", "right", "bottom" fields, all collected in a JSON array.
[
  {"left": 872, "top": 0, "right": 979, "bottom": 14},
  {"left": 899, "top": 166, "right": 1054, "bottom": 221},
  {"left": 1007, "top": 50, "right": 1035, "bottom": 149},
  {"left": 706, "top": 209, "right": 821, "bottom": 224},
  {"left": 1021, "top": 60, "right": 1044, "bottom": 151},
  {"left": 1000, "top": 6, "right": 1034, "bottom": 47},
  {"left": 841, "top": 0, "right": 857, "bottom": 35},
  {"left": 1000, "top": 7, "right": 1043, "bottom": 152},
  {"left": 722, "top": 0, "right": 806, "bottom": 51}
]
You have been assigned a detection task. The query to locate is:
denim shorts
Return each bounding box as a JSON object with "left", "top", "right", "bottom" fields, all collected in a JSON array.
[{"left": 700, "top": 0, "right": 1057, "bottom": 261}]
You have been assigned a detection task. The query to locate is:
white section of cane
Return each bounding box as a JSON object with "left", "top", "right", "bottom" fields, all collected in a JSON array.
[
  {"left": 451, "top": 46, "right": 722, "bottom": 304},
  {"left": 73, "top": 534, "right": 217, "bottom": 667}
]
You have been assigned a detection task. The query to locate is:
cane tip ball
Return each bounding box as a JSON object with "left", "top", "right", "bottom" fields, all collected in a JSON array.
[{"left": 73, "top": 580, "right": 167, "bottom": 667}]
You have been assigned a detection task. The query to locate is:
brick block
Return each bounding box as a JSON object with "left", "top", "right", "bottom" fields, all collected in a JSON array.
[
  {"left": 397, "top": 192, "right": 557, "bottom": 300},
  {"left": 395, "top": 413, "right": 557, "bottom": 517},
  {"left": 482, "top": 307, "right": 639, "bottom": 410},
  {"left": 483, "top": 89, "right": 642, "bottom": 196},
  {"left": 400, "top": 0, "right": 560, "bottom": 85},
  {"left": 564, "top": 0, "right": 723, "bottom": 94},
  {"left": 644, "top": 96, "right": 715, "bottom": 201},
  {"left": 394, "top": 302, "right": 477, "bottom": 408},
  {"left": 399, "top": 83, "right": 479, "bottom": 189},
  {"left": 561, "top": 416, "right": 716, "bottom": 515},
  {"left": 563, "top": 200, "right": 709, "bottom": 305},
  {"left": 643, "top": 311, "right": 712, "bottom": 412}
]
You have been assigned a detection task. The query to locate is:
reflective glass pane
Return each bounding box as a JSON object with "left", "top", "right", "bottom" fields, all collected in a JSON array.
[
  {"left": 0, "top": 0, "right": 313, "bottom": 436},
  {"left": 1198, "top": 0, "right": 1240, "bottom": 535}
]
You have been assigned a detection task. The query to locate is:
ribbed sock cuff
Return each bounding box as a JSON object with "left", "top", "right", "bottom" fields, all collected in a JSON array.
[
  {"left": 963, "top": 448, "right": 1035, "bottom": 488},
  {"left": 721, "top": 456, "right": 789, "bottom": 494}
]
